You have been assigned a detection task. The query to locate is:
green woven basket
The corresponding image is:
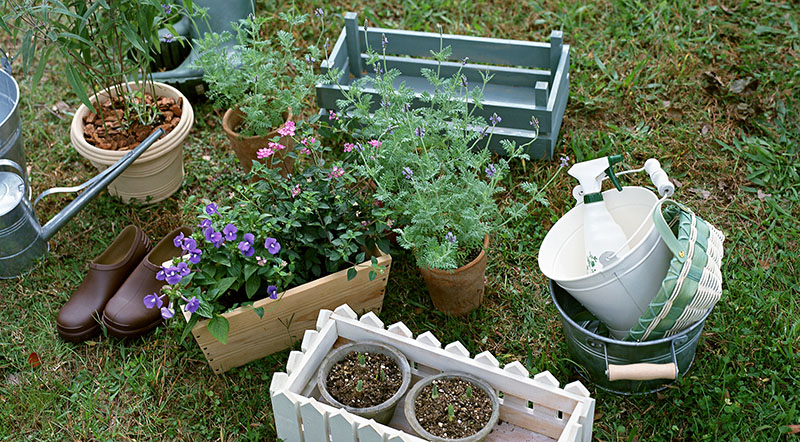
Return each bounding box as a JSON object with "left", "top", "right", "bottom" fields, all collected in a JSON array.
[{"left": 626, "top": 200, "right": 725, "bottom": 342}]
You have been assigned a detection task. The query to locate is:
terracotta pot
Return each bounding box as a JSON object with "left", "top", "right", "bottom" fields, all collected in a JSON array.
[
  {"left": 71, "top": 81, "right": 193, "bottom": 204},
  {"left": 419, "top": 235, "right": 489, "bottom": 316},
  {"left": 221, "top": 108, "right": 295, "bottom": 176}
]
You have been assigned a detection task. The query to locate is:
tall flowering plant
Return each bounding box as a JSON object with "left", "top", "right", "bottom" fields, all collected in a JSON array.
[{"left": 332, "top": 38, "right": 552, "bottom": 271}]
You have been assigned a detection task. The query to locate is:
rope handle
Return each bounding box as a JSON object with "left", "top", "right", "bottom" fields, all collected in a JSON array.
[{"left": 652, "top": 199, "right": 694, "bottom": 263}]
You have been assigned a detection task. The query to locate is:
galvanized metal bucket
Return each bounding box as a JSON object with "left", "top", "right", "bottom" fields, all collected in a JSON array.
[
  {"left": 0, "top": 52, "right": 27, "bottom": 184},
  {"left": 549, "top": 280, "right": 712, "bottom": 394}
]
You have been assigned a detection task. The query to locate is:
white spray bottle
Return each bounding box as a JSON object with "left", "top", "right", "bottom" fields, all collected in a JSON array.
[{"left": 568, "top": 155, "right": 630, "bottom": 273}]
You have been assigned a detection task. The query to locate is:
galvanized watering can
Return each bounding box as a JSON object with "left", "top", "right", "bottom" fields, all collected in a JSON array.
[{"left": 0, "top": 53, "right": 164, "bottom": 278}]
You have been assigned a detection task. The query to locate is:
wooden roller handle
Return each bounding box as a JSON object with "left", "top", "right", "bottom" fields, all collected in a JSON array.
[{"left": 607, "top": 362, "right": 677, "bottom": 381}]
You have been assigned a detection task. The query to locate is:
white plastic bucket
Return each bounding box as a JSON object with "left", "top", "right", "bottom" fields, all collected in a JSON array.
[{"left": 538, "top": 186, "right": 671, "bottom": 339}]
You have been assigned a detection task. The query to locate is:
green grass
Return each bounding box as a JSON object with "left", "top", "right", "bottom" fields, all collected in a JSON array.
[{"left": 2, "top": 0, "right": 799, "bottom": 440}]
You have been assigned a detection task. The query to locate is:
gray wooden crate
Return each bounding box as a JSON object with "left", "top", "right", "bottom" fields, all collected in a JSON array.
[{"left": 316, "top": 12, "right": 570, "bottom": 159}]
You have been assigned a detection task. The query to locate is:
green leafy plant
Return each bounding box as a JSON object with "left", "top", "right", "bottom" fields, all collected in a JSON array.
[
  {"left": 1, "top": 0, "right": 192, "bottom": 127},
  {"left": 331, "top": 35, "right": 555, "bottom": 270},
  {"left": 193, "top": 7, "right": 323, "bottom": 136}
]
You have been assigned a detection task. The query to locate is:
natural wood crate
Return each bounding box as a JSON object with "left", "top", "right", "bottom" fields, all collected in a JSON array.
[
  {"left": 187, "top": 252, "right": 391, "bottom": 374},
  {"left": 270, "top": 304, "right": 595, "bottom": 442},
  {"left": 316, "top": 12, "right": 570, "bottom": 159}
]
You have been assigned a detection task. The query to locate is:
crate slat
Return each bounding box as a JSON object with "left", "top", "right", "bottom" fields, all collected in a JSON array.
[
  {"left": 329, "top": 409, "right": 357, "bottom": 442},
  {"left": 300, "top": 399, "right": 330, "bottom": 442}
]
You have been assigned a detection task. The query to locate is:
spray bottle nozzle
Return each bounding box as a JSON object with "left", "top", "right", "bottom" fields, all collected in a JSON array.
[{"left": 606, "top": 155, "right": 624, "bottom": 191}]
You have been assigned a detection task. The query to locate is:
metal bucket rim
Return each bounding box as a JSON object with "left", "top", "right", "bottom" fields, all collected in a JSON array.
[
  {"left": 549, "top": 279, "right": 713, "bottom": 347},
  {"left": 0, "top": 69, "right": 20, "bottom": 131}
]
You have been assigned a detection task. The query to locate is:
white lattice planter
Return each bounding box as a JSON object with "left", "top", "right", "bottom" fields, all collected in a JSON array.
[{"left": 270, "top": 304, "right": 595, "bottom": 442}]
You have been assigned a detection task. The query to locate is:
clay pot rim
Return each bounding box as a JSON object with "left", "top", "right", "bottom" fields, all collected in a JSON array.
[
  {"left": 421, "top": 235, "right": 489, "bottom": 276},
  {"left": 221, "top": 107, "right": 294, "bottom": 142}
]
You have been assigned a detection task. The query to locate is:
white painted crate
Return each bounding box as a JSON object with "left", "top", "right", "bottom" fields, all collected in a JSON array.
[{"left": 270, "top": 304, "right": 595, "bottom": 442}]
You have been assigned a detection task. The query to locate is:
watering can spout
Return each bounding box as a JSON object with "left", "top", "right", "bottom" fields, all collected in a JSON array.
[{"left": 39, "top": 128, "right": 164, "bottom": 241}]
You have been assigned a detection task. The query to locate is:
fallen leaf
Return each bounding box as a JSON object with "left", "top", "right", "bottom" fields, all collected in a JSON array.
[
  {"left": 53, "top": 100, "right": 70, "bottom": 113},
  {"left": 670, "top": 178, "right": 683, "bottom": 188},
  {"left": 757, "top": 189, "right": 772, "bottom": 201},
  {"left": 28, "top": 352, "right": 41, "bottom": 368},
  {"left": 690, "top": 187, "right": 711, "bottom": 199},
  {"left": 703, "top": 71, "right": 725, "bottom": 93},
  {"left": 729, "top": 77, "right": 757, "bottom": 94},
  {"left": 701, "top": 124, "right": 712, "bottom": 136},
  {"left": 788, "top": 425, "right": 800, "bottom": 434},
  {"left": 719, "top": 4, "right": 735, "bottom": 14}
]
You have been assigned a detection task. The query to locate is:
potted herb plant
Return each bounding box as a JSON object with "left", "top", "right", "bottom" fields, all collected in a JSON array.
[
  {"left": 2, "top": 0, "right": 196, "bottom": 203},
  {"left": 404, "top": 372, "right": 500, "bottom": 442},
  {"left": 193, "top": 8, "right": 323, "bottom": 175},
  {"left": 316, "top": 341, "right": 411, "bottom": 425},
  {"left": 333, "top": 42, "right": 551, "bottom": 315},
  {"left": 152, "top": 122, "right": 392, "bottom": 372}
]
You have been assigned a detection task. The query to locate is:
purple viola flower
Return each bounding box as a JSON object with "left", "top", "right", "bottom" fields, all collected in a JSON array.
[
  {"left": 161, "top": 304, "right": 174, "bottom": 319},
  {"left": 162, "top": 3, "right": 172, "bottom": 15},
  {"left": 205, "top": 203, "right": 218, "bottom": 215},
  {"left": 223, "top": 223, "right": 238, "bottom": 241},
  {"left": 203, "top": 227, "right": 215, "bottom": 242},
  {"left": 560, "top": 155, "right": 570, "bottom": 168},
  {"left": 264, "top": 237, "right": 281, "bottom": 255},
  {"left": 461, "top": 75, "right": 468, "bottom": 88},
  {"left": 490, "top": 113, "right": 501, "bottom": 126},
  {"left": 198, "top": 218, "right": 211, "bottom": 230},
  {"left": 207, "top": 230, "right": 223, "bottom": 248},
  {"left": 188, "top": 248, "right": 202, "bottom": 264},
  {"left": 162, "top": 32, "right": 174, "bottom": 44},
  {"left": 373, "top": 64, "right": 383, "bottom": 75},
  {"left": 143, "top": 293, "right": 163, "bottom": 309},
  {"left": 402, "top": 167, "right": 413, "bottom": 180},
  {"left": 243, "top": 233, "right": 255, "bottom": 245},
  {"left": 267, "top": 285, "right": 278, "bottom": 299},
  {"left": 485, "top": 163, "right": 497, "bottom": 178},
  {"left": 164, "top": 266, "right": 183, "bottom": 285},
  {"left": 176, "top": 262, "right": 190, "bottom": 277},
  {"left": 445, "top": 231, "right": 456, "bottom": 243},
  {"left": 183, "top": 296, "right": 199, "bottom": 314},
  {"left": 461, "top": 56, "right": 469, "bottom": 66},
  {"left": 238, "top": 240, "right": 255, "bottom": 257},
  {"left": 173, "top": 232, "right": 185, "bottom": 248},
  {"left": 402, "top": 103, "right": 411, "bottom": 113},
  {"left": 314, "top": 8, "right": 324, "bottom": 17},
  {"left": 182, "top": 237, "right": 197, "bottom": 252},
  {"left": 156, "top": 268, "right": 167, "bottom": 281},
  {"left": 381, "top": 34, "right": 388, "bottom": 49},
  {"left": 415, "top": 126, "right": 425, "bottom": 138}
]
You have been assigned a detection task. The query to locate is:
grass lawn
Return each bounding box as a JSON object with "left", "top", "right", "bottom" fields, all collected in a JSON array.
[{"left": 1, "top": 0, "right": 799, "bottom": 440}]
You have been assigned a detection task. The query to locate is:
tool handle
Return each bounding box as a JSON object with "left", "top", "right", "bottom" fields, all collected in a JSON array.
[
  {"left": 607, "top": 362, "right": 677, "bottom": 381},
  {"left": 645, "top": 159, "right": 675, "bottom": 197}
]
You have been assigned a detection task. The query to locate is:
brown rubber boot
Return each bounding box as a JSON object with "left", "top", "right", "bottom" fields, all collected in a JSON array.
[
  {"left": 57, "top": 225, "right": 152, "bottom": 342},
  {"left": 102, "top": 226, "right": 192, "bottom": 339}
]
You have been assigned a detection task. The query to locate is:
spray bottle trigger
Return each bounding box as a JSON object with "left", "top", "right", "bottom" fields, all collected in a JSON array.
[{"left": 606, "top": 165, "right": 623, "bottom": 191}]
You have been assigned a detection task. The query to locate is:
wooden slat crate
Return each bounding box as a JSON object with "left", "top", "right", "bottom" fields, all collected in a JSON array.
[
  {"left": 316, "top": 12, "right": 570, "bottom": 159},
  {"left": 185, "top": 252, "right": 391, "bottom": 374},
  {"left": 270, "top": 304, "right": 595, "bottom": 442}
]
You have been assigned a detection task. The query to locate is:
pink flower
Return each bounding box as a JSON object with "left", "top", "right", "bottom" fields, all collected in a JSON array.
[
  {"left": 268, "top": 141, "right": 286, "bottom": 151},
  {"left": 344, "top": 143, "right": 355, "bottom": 153},
  {"left": 257, "top": 147, "right": 274, "bottom": 159},
  {"left": 291, "top": 184, "right": 301, "bottom": 198},
  {"left": 300, "top": 147, "right": 311, "bottom": 155},
  {"left": 328, "top": 111, "right": 338, "bottom": 121},
  {"left": 368, "top": 139, "right": 382, "bottom": 148},
  {"left": 387, "top": 218, "right": 395, "bottom": 228},
  {"left": 329, "top": 166, "right": 344, "bottom": 179},
  {"left": 277, "top": 120, "right": 295, "bottom": 137},
  {"left": 301, "top": 137, "right": 316, "bottom": 146},
  {"left": 256, "top": 256, "right": 267, "bottom": 266}
]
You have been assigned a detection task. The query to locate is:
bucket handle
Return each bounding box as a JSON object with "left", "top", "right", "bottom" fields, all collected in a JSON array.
[
  {"left": 602, "top": 337, "right": 680, "bottom": 382},
  {"left": 652, "top": 198, "right": 694, "bottom": 264},
  {"left": 0, "top": 159, "right": 27, "bottom": 195}
]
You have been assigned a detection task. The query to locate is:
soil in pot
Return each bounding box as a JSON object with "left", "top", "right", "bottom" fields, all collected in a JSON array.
[
  {"left": 413, "top": 378, "right": 493, "bottom": 439},
  {"left": 82, "top": 93, "right": 183, "bottom": 151},
  {"left": 325, "top": 350, "right": 403, "bottom": 408}
]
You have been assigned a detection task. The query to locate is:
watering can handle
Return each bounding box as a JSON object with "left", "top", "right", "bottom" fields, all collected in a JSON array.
[
  {"left": 607, "top": 362, "right": 677, "bottom": 381},
  {"left": 0, "top": 159, "right": 27, "bottom": 194}
]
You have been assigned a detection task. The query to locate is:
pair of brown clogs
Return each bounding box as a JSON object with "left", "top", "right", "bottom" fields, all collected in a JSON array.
[{"left": 56, "top": 225, "right": 192, "bottom": 342}]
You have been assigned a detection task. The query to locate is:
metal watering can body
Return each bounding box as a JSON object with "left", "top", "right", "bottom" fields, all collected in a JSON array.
[{"left": 0, "top": 130, "right": 164, "bottom": 279}]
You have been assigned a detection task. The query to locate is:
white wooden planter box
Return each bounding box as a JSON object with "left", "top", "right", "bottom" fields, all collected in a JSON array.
[{"left": 270, "top": 304, "right": 595, "bottom": 442}]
